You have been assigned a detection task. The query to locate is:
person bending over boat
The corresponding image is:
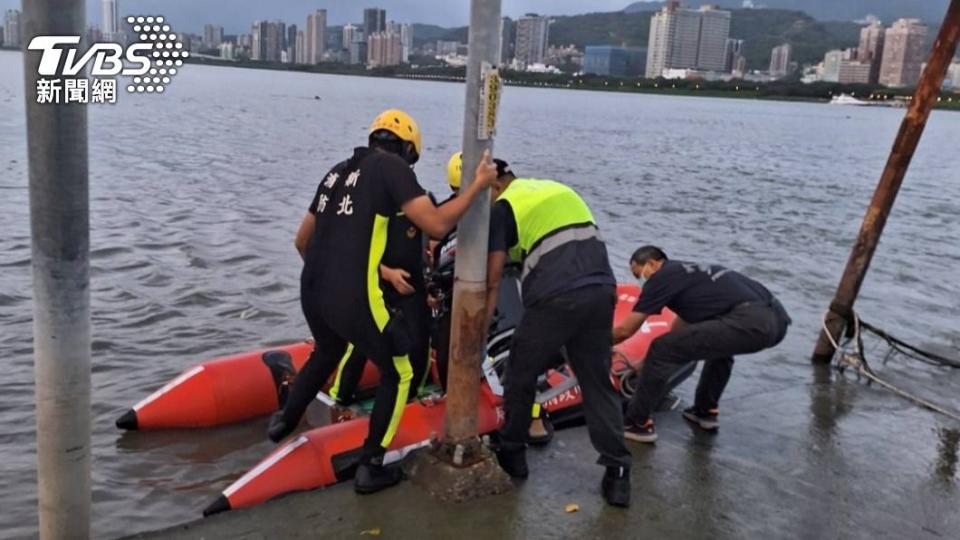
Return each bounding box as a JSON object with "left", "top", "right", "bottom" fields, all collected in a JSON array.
[
  {"left": 268, "top": 109, "right": 497, "bottom": 494},
  {"left": 613, "top": 246, "right": 791, "bottom": 443},
  {"left": 484, "top": 159, "right": 633, "bottom": 508}
]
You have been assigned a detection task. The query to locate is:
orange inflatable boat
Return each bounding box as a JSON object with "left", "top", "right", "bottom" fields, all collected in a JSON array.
[
  {"left": 115, "top": 342, "right": 381, "bottom": 430},
  {"left": 203, "top": 391, "right": 503, "bottom": 516},
  {"left": 202, "top": 284, "right": 677, "bottom": 516}
]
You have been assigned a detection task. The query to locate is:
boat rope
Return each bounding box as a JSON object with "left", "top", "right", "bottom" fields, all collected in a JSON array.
[{"left": 823, "top": 311, "right": 960, "bottom": 422}]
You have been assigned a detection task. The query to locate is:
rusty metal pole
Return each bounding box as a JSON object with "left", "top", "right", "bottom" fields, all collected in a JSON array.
[
  {"left": 812, "top": 0, "right": 960, "bottom": 363},
  {"left": 442, "top": 0, "right": 501, "bottom": 459},
  {"left": 22, "top": 0, "right": 92, "bottom": 537}
]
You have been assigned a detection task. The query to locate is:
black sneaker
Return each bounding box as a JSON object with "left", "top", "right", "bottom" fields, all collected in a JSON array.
[
  {"left": 682, "top": 407, "right": 719, "bottom": 431},
  {"left": 601, "top": 466, "right": 631, "bottom": 508},
  {"left": 354, "top": 462, "right": 404, "bottom": 494},
  {"left": 624, "top": 420, "right": 657, "bottom": 443},
  {"left": 494, "top": 446, "right": 529, "bottom": 479},
  {"left": 266, "top": 411, "right": 293, "bottom": 443}
]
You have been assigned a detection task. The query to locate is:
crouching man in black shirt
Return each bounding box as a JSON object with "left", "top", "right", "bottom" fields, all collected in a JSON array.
[{"left": 612, "top": 246, "right": 791, "bottom": 443}]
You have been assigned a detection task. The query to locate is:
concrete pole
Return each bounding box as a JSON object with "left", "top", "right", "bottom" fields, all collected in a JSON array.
[
  {"left": 22, "top": 0, "right": 92, "bottom": 537},
  {"left": 443, "top": 0, "right": 501, "bottom": 454},
  {"left": 812, "top": 0, "right": 960, "bottom": 363}
]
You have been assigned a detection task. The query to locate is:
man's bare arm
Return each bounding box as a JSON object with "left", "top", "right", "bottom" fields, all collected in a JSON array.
[{"left": 294, "top": 212, "right": 315, "bottom": 261}]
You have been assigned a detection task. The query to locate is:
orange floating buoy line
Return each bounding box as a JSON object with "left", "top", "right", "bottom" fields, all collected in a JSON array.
[{"left": 116, "top": 283, "right": 674, "bottom": 516}]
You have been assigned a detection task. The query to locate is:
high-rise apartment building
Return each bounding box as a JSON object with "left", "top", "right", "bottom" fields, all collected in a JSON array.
[
  {"left": 769, "top": 43, "right": 792, "bottom": 78},
  {"left": 515, "top": 14, "right": 549, "bottom": 66},
  {"left": 384, "top": 21, "right": 411, "bottom": 61},
  {"left": 286, "top": 24, "right": 298, "bottom": 62},
  {"left": 724, "top": 38, "right": 745, "bottom": 72},
  {"left": 251, "top": 21, "right": 268, "bottom": 61},
  {"left": 3, "top": 9, "right": 20, "bottom": 48},
  {"left": 306, "top": 10, "right": 327, "bottom": 65},
  {"left": 838, "top": 60, "right": 872, "bottom": 84},
  {"left": 857, "top": 20, "right": 885, "bottom": 84},
  {"left": 399, "top": 24, "right": 413, "bottom": 62},
  {"left": 343, "top": 24, "right": 358, "bottom": 50},
  {"left": 500, "top": 17, "right": 516, "bottom": 64},
  {"left": 203, "top": 24, "right": 224, "bottom": 50},
  {"left": 101, "top": 0, "right": 119, "bottom": 41},
  {"left": 368, "top": 31, "right": 402, "bottom": 67},
  {"left": 296, "top": 31, "right": 306, "bottom": 65},
  {"left": 349, "top": 34, "right": 368, "bottom": 65},
  {"left": 364, "top": 8, "right": 386, "bottom": 40},
  {"left": 879, "top": 18, "right": 928, "bottom": 88},
  {"left": 821, "top": 49, "right": 843, "bottom": 82},
  {"left": 645, "top": 3, "right": 732, "bottom": 78},
  {"left": 266, "top": 22, "right": 283, "bottom": 62},
  {"left": 696, "top": 7, "right": 730, "bottom": 72}
]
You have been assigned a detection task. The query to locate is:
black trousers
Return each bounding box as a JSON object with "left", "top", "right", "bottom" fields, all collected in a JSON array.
[
  {"left": 281, "top": 293, "right": 414, "bottom": 462},
  {"left": 625, "top": 299, "right": 791, "bottom": 424},
  {"left": 331, "top": 291, "right": 431, "bottom": 403},
  {"left": 500, "top": 285, "right": 632, "bottom": 468},
  {"left": 433, "top": 306, "right": 452, "bottom": 392}
]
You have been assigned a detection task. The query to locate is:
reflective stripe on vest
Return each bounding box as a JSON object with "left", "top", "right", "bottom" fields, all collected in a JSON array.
[
  {"left": 497, "top": 178, "right": 596, "bottom": 276},
  {"left": 522, "top": 225, "right": 599, "bottom": 281}
]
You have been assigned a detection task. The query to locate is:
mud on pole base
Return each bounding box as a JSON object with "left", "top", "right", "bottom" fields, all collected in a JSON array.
[
  {"left": 431, "top": 283, "right": 512, "bottom": 499},
  {"left": 404, "top": 441, "right": 512, "bottom": 502}
]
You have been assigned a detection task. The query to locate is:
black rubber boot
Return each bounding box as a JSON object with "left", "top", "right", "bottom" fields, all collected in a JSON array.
[
  {"left": 601, "top": 466, "right": 631, "bottom": 508},
  {"left": 354, "top": 460, "right": 404, "bottom": 494},
  {"left": 266, "top": 411, "right": 293, "bottom": 443},
  {"left": 494, "top": 445, "right": 529, "bottom": 479}
]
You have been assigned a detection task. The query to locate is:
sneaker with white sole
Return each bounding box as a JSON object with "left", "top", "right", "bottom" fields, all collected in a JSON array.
[
  {"left": 682, "top": 407, "right": 719, "bottom": 431},
  {"left": 624, "top": 420, "right": 657, "bottom": 443}
]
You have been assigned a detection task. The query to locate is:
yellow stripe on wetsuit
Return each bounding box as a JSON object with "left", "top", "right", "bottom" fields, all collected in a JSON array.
[
  {"left": 367, "top": 214, "right": 413, "bottom": 448},
  {"left": 327, "top": 343, "right": 356, "bottom": 402}
]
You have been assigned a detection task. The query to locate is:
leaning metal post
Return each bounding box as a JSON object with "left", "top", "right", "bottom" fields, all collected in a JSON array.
[
  {"left": 22, "top": 0, "right": 93, "bottom": 537},
  {"left": 812, "top": 0, "right": 960, "bottom": 363},
  {"left": 442, "top": 0, "right": 500, "bottom": 456}
]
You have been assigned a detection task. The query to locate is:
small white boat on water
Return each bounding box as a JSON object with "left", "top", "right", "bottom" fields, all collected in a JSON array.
[{"left": 829, "top": 93, "right": 869, "bottom": 106}]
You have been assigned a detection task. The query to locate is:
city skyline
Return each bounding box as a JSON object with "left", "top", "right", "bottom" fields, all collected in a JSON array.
[{"left": 0, "top": 0, "right": 636, "bottom": 33}]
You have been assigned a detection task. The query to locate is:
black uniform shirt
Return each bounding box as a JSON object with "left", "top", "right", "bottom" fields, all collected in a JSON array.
[
  {"left": 302, "top": 147, "right": 424, "bottom": 314},
  {"left": 633, "top": 260, "right": 772, "bottom": 323}
]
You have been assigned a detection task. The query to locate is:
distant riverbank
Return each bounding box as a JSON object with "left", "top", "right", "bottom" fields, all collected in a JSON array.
[{"left": 185, "top": 55, "right": 960, "bottom": 110}]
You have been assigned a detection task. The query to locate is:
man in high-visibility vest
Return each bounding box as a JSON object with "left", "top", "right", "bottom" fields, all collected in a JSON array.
[{"left": 485, "top": 159, "right": 632, "bottom": 508}]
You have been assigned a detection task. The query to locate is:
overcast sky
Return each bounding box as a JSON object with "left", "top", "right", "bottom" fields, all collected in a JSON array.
[{"left": 1, "top": 1, "right": 649, "bottom": 34}]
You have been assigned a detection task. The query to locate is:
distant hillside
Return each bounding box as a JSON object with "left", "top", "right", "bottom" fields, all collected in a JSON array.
[
  {"left": 412, "top": 24, "right": 453, "bottom": 47},
  {"left": 550, "top": 9, "right": 861, "bottom": 69},
  {"left": 624, "top": 1, "right": 950, "bottom": 24},
  {"left": 418, "top": 7, "right": 931, "bottom": 72}
]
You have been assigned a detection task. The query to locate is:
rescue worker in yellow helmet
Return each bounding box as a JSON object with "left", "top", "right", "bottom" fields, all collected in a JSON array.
[
  {"left": 272, "top": 109, "right": 497, "bottom": 494},
  {"left": 446, "top": 151, "right": 463, "bottom": 192},
  {"left": 433, "top": 152, "right": 554, "bottom": 446},
  {"left": 484, "top": 159, "right": 632, "bottom": 507}
]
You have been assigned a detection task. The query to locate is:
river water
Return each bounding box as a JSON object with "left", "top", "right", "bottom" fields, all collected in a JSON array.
[{"left": 1, "top": 50, "right": 959, "bottom": 538}]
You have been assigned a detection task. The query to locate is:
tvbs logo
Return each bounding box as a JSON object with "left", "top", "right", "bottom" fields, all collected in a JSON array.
[{"left": 27, "top": 15, "right": 185, "bottom": 104}]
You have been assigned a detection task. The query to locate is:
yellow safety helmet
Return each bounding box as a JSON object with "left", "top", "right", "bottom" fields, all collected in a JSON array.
[
  {"left": 369, "top": 109, "right": 422, "bottom": 163},
  {"left": 446, "top": 151, "right": 463, "bottom": 190}
]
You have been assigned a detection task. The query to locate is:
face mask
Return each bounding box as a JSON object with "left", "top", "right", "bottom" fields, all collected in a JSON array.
[{"left": 635, "top": 265, "right": 648, "bottom": 288}]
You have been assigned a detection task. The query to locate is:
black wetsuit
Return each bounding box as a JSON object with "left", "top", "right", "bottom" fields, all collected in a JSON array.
[
  {"left": 280, "top": 146, "right": 425, "bottom": 462},
  {"left": 329, "top": 210, "right": 432, "bottom": 403},
  {"left": 624, "top": 261, "right": 792, "bottom": 424}
]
